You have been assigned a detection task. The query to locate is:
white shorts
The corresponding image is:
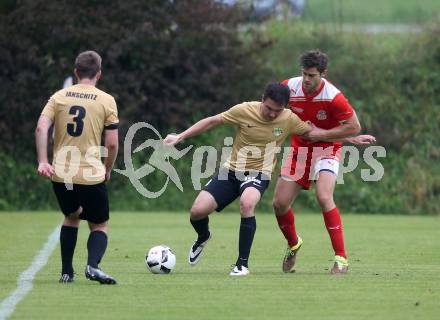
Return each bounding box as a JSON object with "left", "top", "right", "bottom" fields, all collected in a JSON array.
[
  {"left": 281, "top": 157, "right": 339, "bottom": 182},
  {"left": 312, "top": 157, "right": 339, "bottom": 179}
]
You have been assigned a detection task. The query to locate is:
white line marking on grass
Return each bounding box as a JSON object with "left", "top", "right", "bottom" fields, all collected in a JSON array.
[{"left": 0, "top": 225, "right": 60, "bottom": 320}]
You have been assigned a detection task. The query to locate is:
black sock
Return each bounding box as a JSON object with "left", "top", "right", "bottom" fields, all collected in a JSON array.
[
  {"left": 60, "top": 225, "right": 78, "bottom": 276},
  {"left": 236, "top": 216, "right": 256, "bottom": 268},
  {"left": 190, "top": 217, "right": 210, "bottom": 243},
  {"left": 87, "top": 231, "right": 108, "bottom": 268}
]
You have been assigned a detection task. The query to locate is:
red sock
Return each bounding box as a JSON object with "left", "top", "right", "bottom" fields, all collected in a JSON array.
[
  {"left": 323, "top": 207, "right": 346, "bottom": 258},
  {"left": 276, "top": 208, "right": 298, "bottom": 247}
]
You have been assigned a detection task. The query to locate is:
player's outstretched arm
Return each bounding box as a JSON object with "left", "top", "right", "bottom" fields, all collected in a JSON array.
[
  {"left": 35, "top": 115, "right": 54, "bottom": 178},
  {"left": 343, "top": 135, "right": 376, "bottom": 145},
  {"left": 302, "top": 126, "right": 376, "bottom": 144},
  {"left": 163, "top": 114, "right": 223, "bottom": 146},
  {"left": 304, "top": 113, "right": 361, "bottom": 142}
]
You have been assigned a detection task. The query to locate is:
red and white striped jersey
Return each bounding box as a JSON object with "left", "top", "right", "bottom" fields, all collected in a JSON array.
[{"left": 282, "top": 77, "right": 354, "bottom": 153}]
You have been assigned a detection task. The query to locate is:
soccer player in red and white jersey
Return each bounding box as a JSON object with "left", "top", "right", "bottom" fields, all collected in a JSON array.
[{"left": 273, "top": 50, "right": 375, "bottom": 274}]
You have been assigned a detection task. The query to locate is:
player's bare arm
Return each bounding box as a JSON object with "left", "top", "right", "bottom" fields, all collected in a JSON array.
[
  {"left": 164, "top": 114, "right": 224, "bottom": 146},
  {"left": 298, "top": 121, "right": 322, "bottom": 138},
  {"left": 302, "top": 124, "right": 375, "bottom": 145},
  {"left": 303, "top": 112, "right": 361, "bottom": 142},
  {"left": 343, "top": 135, "right": 376, "bottom": 145},
  {"left": 35, "top": 115, "right": 55, "bottom": 178},
  {"left": 104, "top": 128, "right": 119, "bottom": 182}
]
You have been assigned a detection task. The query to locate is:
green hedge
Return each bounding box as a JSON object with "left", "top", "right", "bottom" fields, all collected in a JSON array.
[
  {"left": 1, "top": 2, "right": 439, "bottom": 214},
  {"left": 258, "top": 19, "right": 440, "bottom": 215},
  {"left": 0, "top": 0, "right": 269, "bottom": 159}
]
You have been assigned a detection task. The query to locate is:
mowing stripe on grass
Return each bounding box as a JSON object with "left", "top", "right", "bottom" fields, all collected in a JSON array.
[{"left": 0, "top": 225, "right": 60, "bottom": 320}]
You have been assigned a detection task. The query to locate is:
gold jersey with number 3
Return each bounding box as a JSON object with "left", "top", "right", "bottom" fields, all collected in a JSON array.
[{"left": 41, "top": 83, "right": 119, "bottom": 185}]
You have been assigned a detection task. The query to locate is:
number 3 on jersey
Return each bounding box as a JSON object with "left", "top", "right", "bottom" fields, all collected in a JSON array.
[{"left": 67, "top": 105, "right": 86, "bottom": 137}]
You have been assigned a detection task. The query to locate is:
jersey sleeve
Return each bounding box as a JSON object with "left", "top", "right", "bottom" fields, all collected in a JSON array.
[
  {"left": 287, "top": 113, "right": 310, "bottom": 136},
  {"left": 104, "top": 97, "right": 119, "bottom": 129},
  {"left": 221, "top": 103, "right": 246, "bottom": 125},
  {"left": 332, "top": 93, "right": 354, "bottom": 121},
  {"left": 41, "top": 95, "right": 56, "bottom": 121}
]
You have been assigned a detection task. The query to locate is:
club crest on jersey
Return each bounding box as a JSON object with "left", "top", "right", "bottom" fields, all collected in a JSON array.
[
  {"left": 316, "top": 110, "right": 327, "bottom": 120},
  {"left": 273, "top": 127, "right": 283, "bottom": 137}
]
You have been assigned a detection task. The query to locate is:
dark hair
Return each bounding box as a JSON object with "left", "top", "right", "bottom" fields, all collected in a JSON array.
[
  {"left": 300, "top": 50, "right": 328, "bottom": 73},
  {"left": 74, "top": 50, "right": 102, "bottom": 79},
  {"left": 262, "top": 82, "right": 290, "bottom": 107}
]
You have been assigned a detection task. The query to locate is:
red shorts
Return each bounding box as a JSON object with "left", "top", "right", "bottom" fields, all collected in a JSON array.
[{"left": 281, "top": 146, "right": 341, "bottom": 190}]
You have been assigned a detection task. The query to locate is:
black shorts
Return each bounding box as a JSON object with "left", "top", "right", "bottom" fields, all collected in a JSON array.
[
  {"left": 203, "top": 170, "right": 270, "bottom": 212},
  {"left": 52, "top": 182, "right": 109, "bottom": 224}
]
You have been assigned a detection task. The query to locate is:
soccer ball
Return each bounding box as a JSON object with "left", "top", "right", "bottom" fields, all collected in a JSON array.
[{"left": 145, "top": 245, "right": 176, "bottom": 274}]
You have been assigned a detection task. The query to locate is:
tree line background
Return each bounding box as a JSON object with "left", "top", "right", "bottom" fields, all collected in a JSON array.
[{"left": 0, "top": 0, "right": 439, "bottom": 214}]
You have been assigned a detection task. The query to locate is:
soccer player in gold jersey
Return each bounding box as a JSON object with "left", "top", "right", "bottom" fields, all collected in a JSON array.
[
  {"left": 35, "top": 51, "right": 119, "bottom": 284},
  {"left": 164, "top": 82, "right": 327, "bottom": 276}
]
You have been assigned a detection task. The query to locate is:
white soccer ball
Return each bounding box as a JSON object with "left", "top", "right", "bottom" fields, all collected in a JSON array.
[{"left": 145, "top": 245, "right": 176, "bottom": 274}]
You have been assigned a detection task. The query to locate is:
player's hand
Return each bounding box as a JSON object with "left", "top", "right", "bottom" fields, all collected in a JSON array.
[
  {"left": 163, "top": 133, "right": 181, "bottom": 146},
  {"left": 347, "top": 135, "right": 376, "bottom": 145},
  {"left": 37, "top": 162, "right": 54, "bottom": 178},
  {"left": 303, "top": 122, "right": 325, "bottom": 141}
]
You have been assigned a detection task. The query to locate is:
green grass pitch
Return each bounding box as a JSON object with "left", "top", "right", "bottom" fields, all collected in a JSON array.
[{"left": 0, "top": 211, "right": 439, "bottom": 319}]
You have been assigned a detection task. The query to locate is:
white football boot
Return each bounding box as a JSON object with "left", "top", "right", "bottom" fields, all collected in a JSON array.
[
  {"left": 229, "top": 265, "right": 250, "bottom": 276},
  {"left": 188, "top": 233, "right": 211, "bottom": 266}
]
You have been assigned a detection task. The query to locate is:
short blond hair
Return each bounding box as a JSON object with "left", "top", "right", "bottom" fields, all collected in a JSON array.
[{"left": 74, "top": 50, "right": 102, "bottom": 79}]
